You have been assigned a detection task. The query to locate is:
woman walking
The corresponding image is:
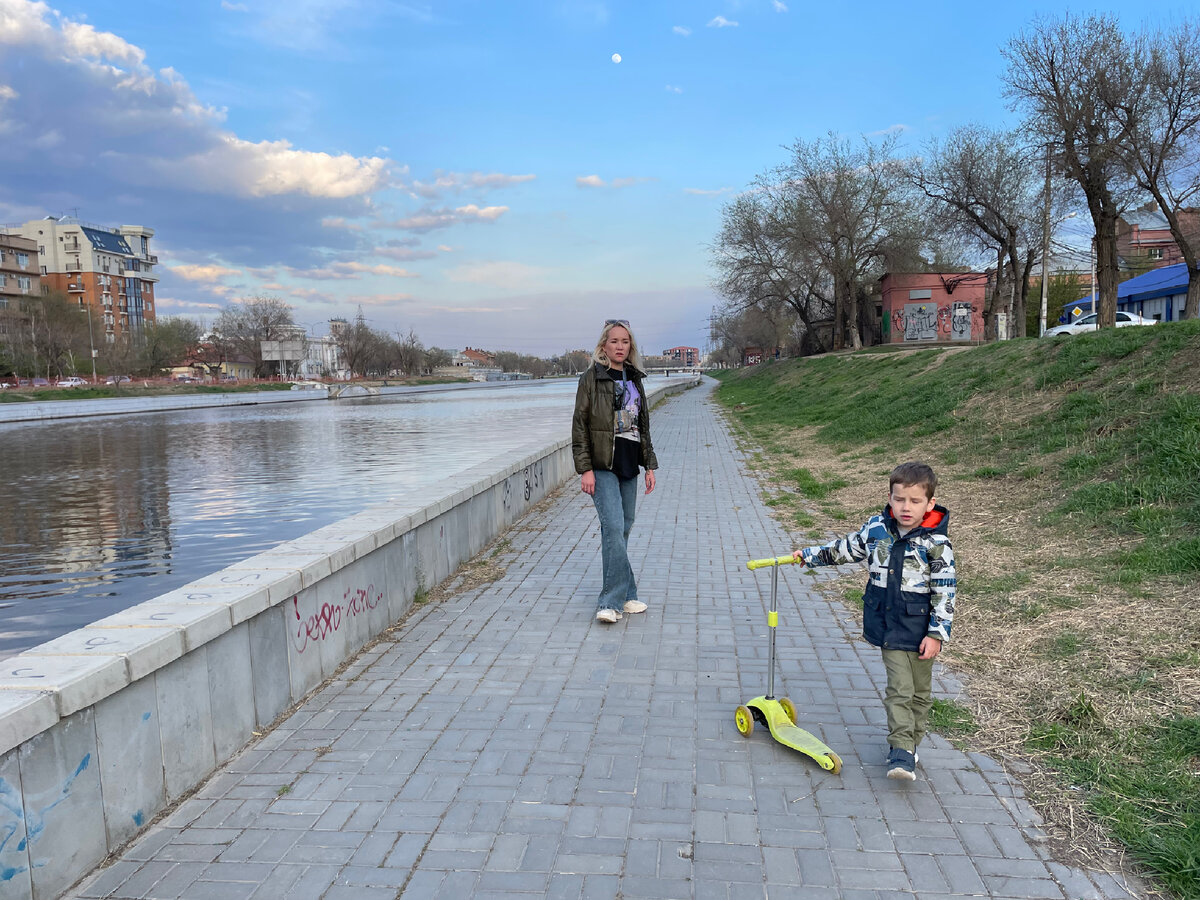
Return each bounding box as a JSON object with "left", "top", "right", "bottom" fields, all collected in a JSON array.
[{"left": 572, "top": 319, "right": 659, "bottom": 624}]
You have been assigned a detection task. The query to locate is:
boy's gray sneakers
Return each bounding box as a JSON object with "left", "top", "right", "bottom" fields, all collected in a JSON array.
[
  {"left": 886, "top": 747, "right": 917, "bottom": 781},
  {"left": 623, "top": 600, "right": 648, "bottom": 614},
  {"left": 595, "top": 609, "right": 620, "bottom": 623}
]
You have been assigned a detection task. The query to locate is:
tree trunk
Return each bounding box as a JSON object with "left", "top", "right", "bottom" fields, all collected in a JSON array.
[
  {"left": 1095, "top": 209, "right": 1121, "bottom": 327},
  {"left": 1186, "top": 275, "right": 1200, "bottom": 321}
]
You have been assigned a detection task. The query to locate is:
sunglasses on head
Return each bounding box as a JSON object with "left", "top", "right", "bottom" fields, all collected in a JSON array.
[{"left": 605, "top": 319, "right": 630, "bottom": 327}]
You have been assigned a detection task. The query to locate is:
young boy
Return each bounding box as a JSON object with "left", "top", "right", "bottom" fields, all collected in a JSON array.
[{"left": 792, "top": 461, "right": 956, "bottom": 781}]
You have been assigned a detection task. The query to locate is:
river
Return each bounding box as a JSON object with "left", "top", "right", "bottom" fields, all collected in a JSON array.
[{"left": 0, "top": 380, "right": 584, "bottom": 656}]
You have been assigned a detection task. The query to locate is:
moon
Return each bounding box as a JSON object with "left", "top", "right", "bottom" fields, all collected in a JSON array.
[{"left": 611, "top": 53, "right": 622, "bottom": 64}]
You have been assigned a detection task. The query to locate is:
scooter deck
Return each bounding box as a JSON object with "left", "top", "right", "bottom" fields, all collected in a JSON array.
[{"left": 744, "top": 697, "right": 841, "bottom": 772}]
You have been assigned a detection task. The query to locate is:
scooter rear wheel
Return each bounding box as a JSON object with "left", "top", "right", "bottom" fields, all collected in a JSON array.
[
  {"left": 734, "top": 705, "right": 754, "bottom": 736},
  {"left": 825, "top": 752, "right": 842, "bottom": 774}
]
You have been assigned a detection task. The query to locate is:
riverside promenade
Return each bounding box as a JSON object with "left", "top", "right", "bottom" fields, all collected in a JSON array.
[{"left": 65, "top": 379, "right": 1141, "bottom": 900}]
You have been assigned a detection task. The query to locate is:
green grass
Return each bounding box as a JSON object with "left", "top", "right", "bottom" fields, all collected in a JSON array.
[{"left": 712, "top": 322, "right": 1200, "bottom": 898}]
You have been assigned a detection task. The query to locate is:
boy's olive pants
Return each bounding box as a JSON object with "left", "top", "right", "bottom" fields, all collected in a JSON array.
[{"left": 881, "top": 649, "right": 934, "bottom": 753}]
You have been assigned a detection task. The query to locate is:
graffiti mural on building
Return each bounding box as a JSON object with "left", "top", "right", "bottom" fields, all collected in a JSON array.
[
  {"left": 950, "top": 301, "right": 974, "bottom": 339},
  {"left": 290, "top": 584, "right": 382, "bottom": 653},
  {"left": 897, "top": 303, "right": 937, "bottom": 341},
  {"left": 892, "top": 300, "right": 978, "bottom": 342}
]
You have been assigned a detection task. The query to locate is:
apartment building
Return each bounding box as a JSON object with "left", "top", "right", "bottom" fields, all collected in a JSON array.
[
  {"left": 3, "top": 216, "right": 158, "bottom": 342},
  {"left": 662, "top": 346, "right": 700, "bottom": 368},
  {"left": 0, "top": 234, "right": 42, "bottom": 312}
]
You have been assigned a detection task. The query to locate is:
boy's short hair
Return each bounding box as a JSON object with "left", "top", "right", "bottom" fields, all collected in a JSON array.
[{"left": 890, "top": 461, "right": 937, "bottom": 500}]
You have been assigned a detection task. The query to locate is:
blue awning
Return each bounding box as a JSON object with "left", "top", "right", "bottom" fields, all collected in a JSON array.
[{"left": 1076, "top": 262, "right": 1192, "bottom": 311}]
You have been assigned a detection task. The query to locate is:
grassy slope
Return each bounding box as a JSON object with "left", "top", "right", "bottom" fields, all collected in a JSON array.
[{"left": 712, "top": 320, "right": 1200, "bottom": 900}]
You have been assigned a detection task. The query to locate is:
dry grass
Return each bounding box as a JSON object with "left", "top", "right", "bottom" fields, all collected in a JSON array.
[{"left": 737, "top": 416, "right": 1198, "bottom": 893}]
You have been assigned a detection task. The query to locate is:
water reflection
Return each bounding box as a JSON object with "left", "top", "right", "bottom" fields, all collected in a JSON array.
[{"left": 0, "top": 382, "right": 577, "bottom": 655}]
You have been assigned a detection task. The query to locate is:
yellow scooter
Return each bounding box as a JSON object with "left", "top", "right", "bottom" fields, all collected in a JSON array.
[{"left": 734, "top": 555, "right": 842, "bottom": 774}]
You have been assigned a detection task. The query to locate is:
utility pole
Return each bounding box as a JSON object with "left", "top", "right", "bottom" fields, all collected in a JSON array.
[{"left": 1039, "top": 147, "right": 1054, "bottom": 337}]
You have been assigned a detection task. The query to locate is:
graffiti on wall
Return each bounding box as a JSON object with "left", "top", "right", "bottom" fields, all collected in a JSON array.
[
  {"left": 291, "top": 584, "right": 382, "bottom": 653},
  {"left": 892, "top": 301, "right": 977, "bottom": 342},
  {"left": 502, "top": 461, "right": 544, "bottom": 510}
]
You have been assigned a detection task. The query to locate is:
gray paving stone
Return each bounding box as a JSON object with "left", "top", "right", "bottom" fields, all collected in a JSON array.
[{"left": 58, "top": 380, "right": 1146, "bottom": 900}]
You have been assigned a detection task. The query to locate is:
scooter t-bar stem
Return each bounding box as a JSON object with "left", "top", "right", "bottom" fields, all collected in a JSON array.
[{"left": 746, "top": 555, "right": 799, "bottom": 570}]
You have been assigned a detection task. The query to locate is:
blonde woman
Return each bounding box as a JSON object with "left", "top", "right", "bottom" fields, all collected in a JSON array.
[{"left": 571, "top": 319, "right": 659, "bottom": 624}]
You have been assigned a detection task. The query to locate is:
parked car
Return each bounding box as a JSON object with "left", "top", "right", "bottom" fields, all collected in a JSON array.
[
  {"left": 173, "top": 375, "right": 201, "bottom": 383},
  {"left": 31, "top": 377, "right": 50, "bottom": 387},
  {"left": 105, "top": 374, "right": 132, "bottom": 384},
  {"left": 1043, "top": 311, "right": 1157, "bottom": 337},
  {"left": 218, "top": 374, "right": 238, "bottom": 383},
  {"left": 57, "top": 376, "right": 89, "bottom": 388}
]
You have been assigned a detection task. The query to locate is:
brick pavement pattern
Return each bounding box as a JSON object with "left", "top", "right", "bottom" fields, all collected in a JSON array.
[{"left": 67, "top": 378, "right": 1143, "bottom": 900}]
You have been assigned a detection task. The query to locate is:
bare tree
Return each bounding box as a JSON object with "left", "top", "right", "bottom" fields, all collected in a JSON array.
[
  {"left": 711, "top": 191, "right": 834, "bottom": 352},
  {"left": 334, "top": 310, "right": 379, "bottom": 378},
  {"left": 212, "top": 295, "right": 296, "bottom": 377},
  {"left": 1003, "top": 13, "right": 1138, "bottom": 329},
  {"left": 911, "top": 125, "right": 1063, "bottom": 338},
  {"left": 1115, "top": 21, "right": 1200, "bottom": 319},
  {"left": 780, "top": 132, "right": 925, "bottom": 350}
]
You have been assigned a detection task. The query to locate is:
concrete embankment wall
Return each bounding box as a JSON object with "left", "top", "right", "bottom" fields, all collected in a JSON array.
[
  {"left": 0, "top": 387, "right": 329, "bottom": 424},
  {"left": 0, "top": 377, "right": 697, "bottom": 900}
]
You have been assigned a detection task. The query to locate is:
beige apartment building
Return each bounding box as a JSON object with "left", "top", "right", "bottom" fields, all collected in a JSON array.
[
  {"left": 0, "top": 233, "right": 42, "bottom": 311},
  {"left": 3, "top": 216, "right": 158, "bottom": 342}
]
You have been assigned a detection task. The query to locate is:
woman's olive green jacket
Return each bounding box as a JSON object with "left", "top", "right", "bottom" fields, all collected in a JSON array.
[{"left": 571, "top": 362, "right": 659, "bottom": 475}]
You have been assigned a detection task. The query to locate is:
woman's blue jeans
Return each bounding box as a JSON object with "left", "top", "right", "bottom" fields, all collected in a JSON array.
[{"left": 591, "top": 470, "right": 638, "bottom": 612}]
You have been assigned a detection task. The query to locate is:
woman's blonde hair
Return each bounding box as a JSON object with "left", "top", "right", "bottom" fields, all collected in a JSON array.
[{"left": 591, "top": 320, "right": 642, "bottom": 369}]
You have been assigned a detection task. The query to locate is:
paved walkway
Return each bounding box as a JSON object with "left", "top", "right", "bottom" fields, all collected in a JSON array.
[{"left": 68, "top": 379, "right": 1142, "bottom": 900}]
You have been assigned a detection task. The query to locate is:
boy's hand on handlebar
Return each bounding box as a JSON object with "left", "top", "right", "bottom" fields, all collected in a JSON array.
[{"left": 792, "top": 550, "right": 803, "bottom": 563}]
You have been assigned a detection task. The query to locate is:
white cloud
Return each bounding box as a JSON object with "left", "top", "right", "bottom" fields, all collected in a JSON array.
[
  {"left": 334, "top": 261, "right": 418, "bottom": 278},
  {"left": 171, "top": 263, "right": 241, "bottom": 281},
  {"left": 387, "top": 204, "right": 509, "bottom": 232},
  {"left": 147, "top": 136, "right": 390, "bottom": 200},
  {"left": 684, "top": 187, "right": 733, "bottom": 196},
  {"left": 665, "top": 85, "right": 683, "bottom": 94},
  {"left": 576, "top": 175, "right": 651, "bottom": 189},
  {"left": 445, "top": 261, "right": 549, "bottom": 290},
  {"left": 322, "top": 217, "right": 364, "bottom": 231},
  {"left": 373, "top": 243, "right": 438, "bottom": 261},
  {"left": 221, "top": 1, "right": 249, "bottom": 10},
  {"left": 672, "top": 25, "right": 691, "bottom": 36},
  {"left": 409, "top": 170, "right": 536, "bottom": 199},
  {"left": 0, "top": 85, "right": 17, "bottom": 101},
  {"left": 772, "top": 0, "right": 788, "bottom": 11},
  {"left": 707, "top": 16, "right": 738, "bottom": 27}
]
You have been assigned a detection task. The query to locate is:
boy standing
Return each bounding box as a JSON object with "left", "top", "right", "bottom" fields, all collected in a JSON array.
[{"left": 792, "top": 461, "right": 956, "bottom": 781}]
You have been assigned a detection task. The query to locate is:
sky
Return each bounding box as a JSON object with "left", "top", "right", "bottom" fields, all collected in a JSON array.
[{"left": 0, "top": 0, "right": 1192, "bottom": 356}]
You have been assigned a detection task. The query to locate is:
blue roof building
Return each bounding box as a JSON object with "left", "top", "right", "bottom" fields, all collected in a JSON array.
[{"left": 1069, "top": 263, "right": 1193, "bottom": 322}]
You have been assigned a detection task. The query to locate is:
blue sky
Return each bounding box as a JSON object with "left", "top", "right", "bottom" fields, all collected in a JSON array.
[{"left": 0, "top": 0, "right": 1190, "bottom": 355}]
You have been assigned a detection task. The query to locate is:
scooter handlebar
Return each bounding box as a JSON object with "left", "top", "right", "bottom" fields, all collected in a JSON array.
[{"left": 746, "top": 555, "right": 800, "bottom": 570}]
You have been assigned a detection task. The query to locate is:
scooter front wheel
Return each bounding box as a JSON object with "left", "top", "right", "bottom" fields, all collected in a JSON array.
[
  {"left": 825, "top": 752, "right": 843, "bottom": 774},
  {"left": 734, "top": 705, "right": 755, "bottom": 737},
  {"left": 778, "top": 697, "right": 797, "bottom": 724}
]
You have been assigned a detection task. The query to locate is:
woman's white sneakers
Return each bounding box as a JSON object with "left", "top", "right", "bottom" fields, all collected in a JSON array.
[{"left": 596, "top": 601, "right": 646, "bottom": 623}]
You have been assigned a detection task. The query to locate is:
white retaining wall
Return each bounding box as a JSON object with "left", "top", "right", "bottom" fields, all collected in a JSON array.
[{"left": 0, "top": 378, "right": 696, "bottom": 900}]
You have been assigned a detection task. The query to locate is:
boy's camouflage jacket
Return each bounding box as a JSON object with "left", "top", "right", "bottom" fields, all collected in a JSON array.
[{"left": 798, "top": 505, "right": 956, "bottom": 652}]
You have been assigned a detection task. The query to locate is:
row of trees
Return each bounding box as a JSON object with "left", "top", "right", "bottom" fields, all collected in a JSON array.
[
  {"left": 1, "top": 292, "right": 596, "bottom": 382},
  {"left": 711, "top": 13, "right": 1200, "bottom": 359}
]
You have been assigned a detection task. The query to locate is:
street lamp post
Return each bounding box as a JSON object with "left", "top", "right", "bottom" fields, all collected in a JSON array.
[{"left": 85, "top": 302, "right": 98, "bottom": 383}]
